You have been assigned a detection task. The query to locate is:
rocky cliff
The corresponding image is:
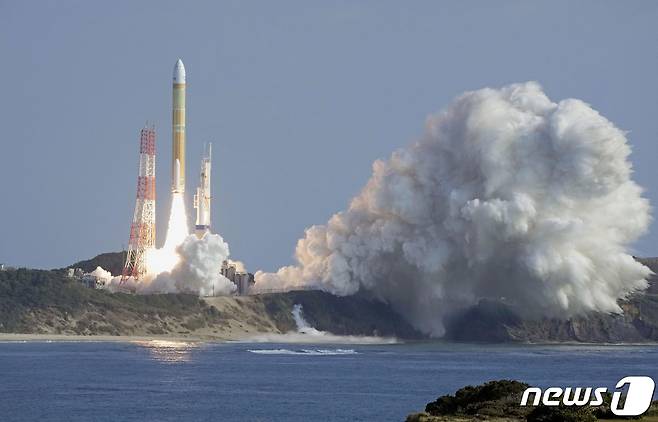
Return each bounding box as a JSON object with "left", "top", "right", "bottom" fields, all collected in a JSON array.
[{"left": 443, "top": 258, "right": 658, "bottom": 343}]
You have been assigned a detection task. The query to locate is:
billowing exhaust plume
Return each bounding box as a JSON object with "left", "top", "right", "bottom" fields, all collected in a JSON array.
[
  {"left": 144, "top": 233, "right": 235, "bottom": 296},
  {"left": 255, "top": 82, "right": 652, "bottom": 336},
  {"left": 104, "top": 232, "right": 234, "bottom": 295},
  {"left": 104, "top": 192, "right": 234, "bottom": 296}
]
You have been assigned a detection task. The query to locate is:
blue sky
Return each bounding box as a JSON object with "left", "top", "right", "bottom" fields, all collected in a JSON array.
[{"left": 1, "top": 1, "right": 656, "bottom": 271}]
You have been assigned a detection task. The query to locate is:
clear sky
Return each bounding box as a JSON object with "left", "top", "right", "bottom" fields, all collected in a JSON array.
[{"left": 1, "top": 1, "right": 656, "bottom": 271}]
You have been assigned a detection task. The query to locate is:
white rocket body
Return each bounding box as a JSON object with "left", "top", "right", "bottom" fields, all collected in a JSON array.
[{"left": 194, "top": 143, "right": 212, "bottom": 238}]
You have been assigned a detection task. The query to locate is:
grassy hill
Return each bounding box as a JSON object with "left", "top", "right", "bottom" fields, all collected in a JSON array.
[
  {"left": 0, "top": 267, "right": 422, "bottom": 339},
  {"left": 64, "top": 251, "right": 126, "bottom": 276},
  {"left": 0, "top": 268, "right": 223, "bottom": 335},
  {"left": 7, "top": 252, "right": 658, "bottom": 342}
]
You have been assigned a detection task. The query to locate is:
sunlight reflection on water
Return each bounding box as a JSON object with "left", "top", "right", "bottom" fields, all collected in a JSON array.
[{"left": 133, "top": 340, "right": 199, "bottom": 363}]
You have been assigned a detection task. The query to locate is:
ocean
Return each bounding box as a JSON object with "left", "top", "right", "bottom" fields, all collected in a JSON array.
[{"left": 0, "top": 341, "right": 656, "bottom": 421}]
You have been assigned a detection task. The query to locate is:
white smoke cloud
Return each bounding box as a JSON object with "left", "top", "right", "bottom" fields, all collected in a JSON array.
[
  {"left": 227, "top": 259, "right": 247, "bottom": 273},
  {"left": 89, "top": 266, "right": 113, "bottom": 283},
  {"left": 101, "top": 233, "right": 235, "bottom": 296},
  {"left": 144, "top": 233, "right": 235, "bottom": 296},
  {"left": 255, "top": 82, "right": 652, "bottom": 336}
]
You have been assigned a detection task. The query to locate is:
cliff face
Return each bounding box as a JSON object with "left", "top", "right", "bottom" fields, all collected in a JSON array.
[
  {"left": 258, "top": 290, "right": 424, "bottom": 339},
  {"left": 443, "top": 258, "right": 658, "bottom": 343}
]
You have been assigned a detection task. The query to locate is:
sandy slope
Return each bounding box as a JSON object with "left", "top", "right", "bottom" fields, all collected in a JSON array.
[
  {"left": 0, "top": 296, "right": 284, "bottom": 342},
  {"left": 0, "top": 333, "right": 207, "bottom": 342}
]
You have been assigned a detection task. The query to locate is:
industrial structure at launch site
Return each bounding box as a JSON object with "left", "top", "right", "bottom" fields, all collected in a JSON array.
[
  {"left": 122, "top": 125, "right": 156, "bottom": 280},
  {"left": 119, "top": 59, "right": 253, "bottom": 294}
]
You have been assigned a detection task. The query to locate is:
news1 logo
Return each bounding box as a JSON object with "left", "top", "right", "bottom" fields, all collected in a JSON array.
[{"left": 520, "top": 376, "right": 655, "bottom": 416}]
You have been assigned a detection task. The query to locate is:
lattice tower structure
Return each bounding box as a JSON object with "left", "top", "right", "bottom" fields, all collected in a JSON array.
[{"left": 122, "top": 125, "right": 156, "bottom": 281}]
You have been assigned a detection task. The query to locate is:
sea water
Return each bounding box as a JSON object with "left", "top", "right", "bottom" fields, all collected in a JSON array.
[{"left": 0, "top": 341, "right": 656, "bottom": 421}]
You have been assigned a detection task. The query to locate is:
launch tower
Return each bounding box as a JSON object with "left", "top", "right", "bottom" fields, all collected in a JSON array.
[{"left": 122, "top": 125, "right": 156, "bottom": 281}]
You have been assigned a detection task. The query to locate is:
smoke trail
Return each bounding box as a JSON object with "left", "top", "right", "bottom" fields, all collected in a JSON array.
[{"left": 254, "top": 82, "right": 652, "bottom": 335}]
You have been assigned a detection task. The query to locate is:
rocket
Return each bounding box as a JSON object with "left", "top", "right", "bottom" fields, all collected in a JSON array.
[
  {"left": 194, "top": 143, "right": 212, "bottom": 238},
  {"left": 172, "top": 59, "right": 186, "bottom": 193}
]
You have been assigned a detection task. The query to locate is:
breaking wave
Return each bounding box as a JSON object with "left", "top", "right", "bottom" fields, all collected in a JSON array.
[{"left": 247, "top": 348, "right": 358, "bottom": 355}]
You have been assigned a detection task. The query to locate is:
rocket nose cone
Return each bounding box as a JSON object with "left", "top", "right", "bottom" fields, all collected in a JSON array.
[{"left": 173, "top": 59, "right": 186, "bottom": 84}]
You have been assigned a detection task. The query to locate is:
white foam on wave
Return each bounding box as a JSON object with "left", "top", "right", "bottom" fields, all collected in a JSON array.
[
  {"left": 247, "top": 348, "right": 358, "bottom": 356},
  {"left": 241, "top": 332, "right": 397, "bottom": 344}
]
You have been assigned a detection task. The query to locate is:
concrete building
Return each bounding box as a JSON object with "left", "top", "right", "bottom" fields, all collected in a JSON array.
[
  {"left": 220, "top": 260, "right": 255, "bottom": 296},
  {"left": 81, "top": 274, "right": 105, "bottom": 289}
]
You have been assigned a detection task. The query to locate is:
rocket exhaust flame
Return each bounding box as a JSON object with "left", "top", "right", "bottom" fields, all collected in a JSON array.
[{"left": 145, "top": 192, "right": 189, "bottom": 276}]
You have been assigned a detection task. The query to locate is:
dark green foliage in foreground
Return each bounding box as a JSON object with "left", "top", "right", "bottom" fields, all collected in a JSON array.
[
  {"left": 526, "top": 404, "right": 596, "bottom": 422},
  {"left": 415, "top": 380, "right": 658, "bottom": 421},
  {"left": 425, "top": 380, "right": 530, "bottom": 418},
  {"left": 65, "top": 251, "right": 126, "bottom": 276}
]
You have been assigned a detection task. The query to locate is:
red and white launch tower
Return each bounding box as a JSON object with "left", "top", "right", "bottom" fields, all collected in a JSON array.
[{"left": 122, "top": 125, "right": 156, "bottom": 281}]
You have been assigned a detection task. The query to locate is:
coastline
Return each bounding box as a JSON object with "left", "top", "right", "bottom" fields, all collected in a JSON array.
[
  {"left": 0, "top": 333, "right": 234, "bottom": 343},
  {"left": 1, "top": 332, "right": 656, "bottom": 347}
]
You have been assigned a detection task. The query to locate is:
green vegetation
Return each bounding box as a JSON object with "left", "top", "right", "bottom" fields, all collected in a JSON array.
[
  {"left": 424, "top": 380, "right": 530, "bottom": 419},
  {"left": 525, "top": 404, "right": 596, "bottom": 422},
  {"left": 0, "top": 267, "right": 423, "bottom": 339},
  {"left": 0, "top": 268, "right": 223, "bottom": 335},
  {"left": 407, "top": 380, "right": 658, "bottom": 422},
  {"left": 65, "top": 251, "right": 126, "bottom": 276}
]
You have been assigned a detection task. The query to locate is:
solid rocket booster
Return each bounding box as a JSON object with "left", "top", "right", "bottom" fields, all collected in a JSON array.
[
  {"left": 172, "top": 59, "right": 186, "bottom": 193},
  {"left": 194, "top": 143, "right": 212, "bottom": 238}
]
